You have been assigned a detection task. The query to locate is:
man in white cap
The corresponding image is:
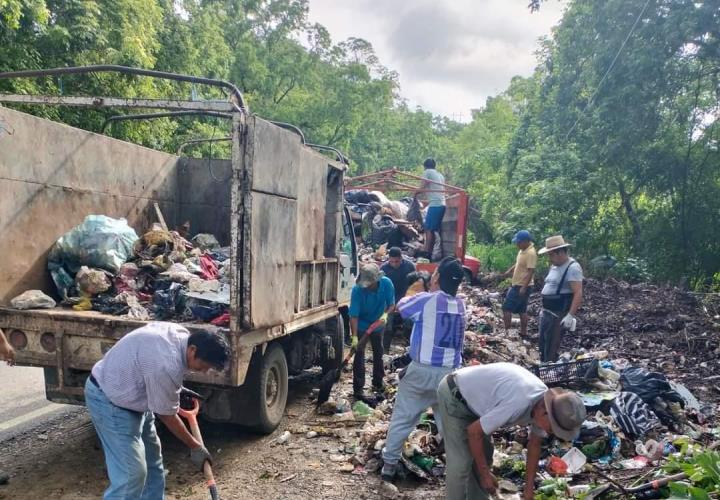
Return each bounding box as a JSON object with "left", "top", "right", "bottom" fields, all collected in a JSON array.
[
  {"left": 437, "top": 362, "right": 586, "bottom": 500},
  {"left": 349, "top": 263, "right": 395, "bottom": 399},
  {"left": 537, "top": 235, "right": 584, "bottom": 362}
]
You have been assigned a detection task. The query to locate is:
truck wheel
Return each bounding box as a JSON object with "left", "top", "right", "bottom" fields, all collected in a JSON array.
[
  {"left": 322, "top": 315, "right": 345, "bottom": 379},
  {"left": 252, "top": 343, "right": 288, "bottom": 434}
]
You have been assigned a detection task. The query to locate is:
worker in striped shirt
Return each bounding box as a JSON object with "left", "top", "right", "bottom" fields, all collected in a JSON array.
[
  {"left": 381, "top": 257, "right": 466, "bottom": 481},
  {"left": 85, "top": 322, "right": 229, "bottom": 500}
]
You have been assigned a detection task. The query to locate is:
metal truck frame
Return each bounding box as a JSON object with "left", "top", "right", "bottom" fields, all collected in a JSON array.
[{"left": 0, "top": 66, "right": 357, "bottom": 433}]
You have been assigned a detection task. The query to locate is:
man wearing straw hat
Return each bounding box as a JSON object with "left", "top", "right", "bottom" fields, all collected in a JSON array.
[{"left": 537, "top": 235, "right": 584, "bottom": 362}]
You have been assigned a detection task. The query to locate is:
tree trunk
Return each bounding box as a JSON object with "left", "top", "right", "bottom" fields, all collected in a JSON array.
[{"left": 618, "top": 182, "right": 641, "bottom": 249}]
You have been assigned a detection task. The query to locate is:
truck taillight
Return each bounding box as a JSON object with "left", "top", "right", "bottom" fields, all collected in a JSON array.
[
  {"left": 41, "top": 332, "right": 57, "bottom": 352},
  {"left": 9, "top": 329, "right": 27, "bottom": 350}
]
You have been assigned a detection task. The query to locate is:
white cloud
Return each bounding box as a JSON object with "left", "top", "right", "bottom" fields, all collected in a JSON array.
[{"left": 308, "top": 0, "right": 565, "bottom": 120}]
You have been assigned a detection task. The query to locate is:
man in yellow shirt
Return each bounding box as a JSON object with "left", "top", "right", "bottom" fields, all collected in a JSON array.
[{"left": 502, "top": 230, "right": 537, "bottom": 338}]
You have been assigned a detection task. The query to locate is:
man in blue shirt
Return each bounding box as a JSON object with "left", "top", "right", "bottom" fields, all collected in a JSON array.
[
  {"left": 381, "top": 257, "right": 466, "bottom": 481},
  {"left": 349, "top": 263, "right": 395, "bottom": 398}
]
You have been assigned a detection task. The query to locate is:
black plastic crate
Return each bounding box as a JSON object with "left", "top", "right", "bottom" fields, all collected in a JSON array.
[{"left": 531, "top": 358, "right": 595, "bottom": 386}]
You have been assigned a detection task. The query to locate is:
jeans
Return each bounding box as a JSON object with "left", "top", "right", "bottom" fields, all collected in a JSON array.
[
  {"left": 382, "top": 362, "right": 452, "bottom": 464},
  {"left": 85, "top": 379, "right": 165, "bottom": 499},
  {"left": 353, "top": 327, "right": 385, "bottom": 394},
  {"left": 437, "top": 376, "right": 494, "bottom": 500}
]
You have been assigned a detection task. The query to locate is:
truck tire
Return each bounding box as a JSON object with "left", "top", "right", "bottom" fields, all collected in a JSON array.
[
  {"left": 250, "top": 343, "right": 288, "bottom": 434},
  {"left": 321, "top": 315, "right": 345, "bottom": 380}
]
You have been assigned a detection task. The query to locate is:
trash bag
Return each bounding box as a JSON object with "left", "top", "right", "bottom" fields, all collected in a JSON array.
[
  {"left": 407, "top": 197, "right": 424, "bottom": 227},
  {"left": 192, "top": 233, "right": 220, "bottom": 251},
  {"left": 153, "top": 283, "right": 186, "bottom": 320},
  {"left": 75, "top": 266, "right": 112, "bottom": 296},
  {"left": 48, "top": 215, "right": 139, "bottom": 297},
  {"left": 619, "top": 367, "right": 684, "bottom": 405},
  {"left": 10, "top": 290, "right": 56, "bottom": 310},
  {"left": 371, "top": 215, "right": 397, "bottom": 246}
]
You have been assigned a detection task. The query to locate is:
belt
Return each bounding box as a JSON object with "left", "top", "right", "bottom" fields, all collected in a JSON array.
[
  {"left": 447, "top": 373, "right": 469, "bottom": 407},
  {"left": 88, "top": 374, "right": 143, "bottom": 416}
]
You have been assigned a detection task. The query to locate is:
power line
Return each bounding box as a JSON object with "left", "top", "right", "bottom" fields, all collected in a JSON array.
[{"left": 564, "top": 0, "right": 652, "bottom": 141}]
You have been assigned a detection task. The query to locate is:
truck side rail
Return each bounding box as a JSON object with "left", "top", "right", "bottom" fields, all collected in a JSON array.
[{"left": 0, "top": 65, "right": 247, "bottom": 111}]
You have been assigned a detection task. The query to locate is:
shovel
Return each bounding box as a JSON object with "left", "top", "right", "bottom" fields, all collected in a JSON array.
[
  {"left": 316, "top": 317, "right": 386, "bottom": 407},
  {"left": 178, "top": 397, "right": 219, "bottom": 500}
]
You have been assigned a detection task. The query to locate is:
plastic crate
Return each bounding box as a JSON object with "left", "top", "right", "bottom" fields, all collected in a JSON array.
[{"left": 531, "top": 358, "right": 595, "bottom": 386}]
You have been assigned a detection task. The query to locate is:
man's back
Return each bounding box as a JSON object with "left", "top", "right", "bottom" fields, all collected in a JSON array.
[
  {"left": 398, "top": 291, "right": 465, "bottom": 367},
  {"left": 422, "top": 169, "right": 446, "bottom": 207},
  {"left": 92, "top": 322, "right": 188, "bottom": 415}
]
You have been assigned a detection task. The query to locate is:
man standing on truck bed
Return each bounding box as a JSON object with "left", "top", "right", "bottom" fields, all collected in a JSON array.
[
  {"left": 381, "top": 247, "right": 416, "bottom": 351},
  {"left": 85, "top": 322, "right": 229, "bottom": 499},
  {"left": 419, "top": 158, "right": 446, "bottom": 260},
  {"left": 349, "top": 263, "right": 395, "bottom": 399}
]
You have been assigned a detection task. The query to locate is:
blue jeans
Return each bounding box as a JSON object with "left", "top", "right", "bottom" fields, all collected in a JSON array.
[{"left": 85, "top": 379, "right": 165, "bottom": 499}]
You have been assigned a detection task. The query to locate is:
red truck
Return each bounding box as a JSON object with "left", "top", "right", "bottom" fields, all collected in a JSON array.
[{"left": 344, "top": 168, "right": 480, "bottom": 282}]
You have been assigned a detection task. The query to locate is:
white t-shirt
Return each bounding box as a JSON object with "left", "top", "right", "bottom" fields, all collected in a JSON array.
[
  {"left": 422, "top": 169, "right": 446, "bottom": 207},
  {"left": 455, "top": 362, "right": 548, "bottom": 436},
  {"left": 541, "top": 259, "right": 583, "bottom": 295}
]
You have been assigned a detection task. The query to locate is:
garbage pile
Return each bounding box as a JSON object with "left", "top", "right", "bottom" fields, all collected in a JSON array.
[
  {"left": 344, "top": 189, "right": 441, "bottom": 262},
  {"left": 298, "top": 277, "right": 719, "bottom": 498},
  {"left": 11, "top": 215, "right": 230, "bottom": 326}
]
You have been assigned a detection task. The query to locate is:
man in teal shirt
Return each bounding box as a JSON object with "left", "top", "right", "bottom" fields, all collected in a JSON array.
[{"left": 349, "top": 263, "right": 395, "bottom": 398}]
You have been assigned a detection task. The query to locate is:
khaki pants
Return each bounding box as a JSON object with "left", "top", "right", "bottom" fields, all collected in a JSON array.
[{"left": 437, "top": 376, "right": 494, "bottom": 500}]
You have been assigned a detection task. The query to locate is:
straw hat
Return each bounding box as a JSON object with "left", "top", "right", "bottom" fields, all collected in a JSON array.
[
  {"left": 544, "top": 388, "right": 586, "bottom": 441},
  {"left": 538, "top": 235, "right": 572, "bottom": 255}
]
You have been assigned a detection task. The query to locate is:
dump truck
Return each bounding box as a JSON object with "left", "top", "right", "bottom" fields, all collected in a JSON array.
[
  {"left": 0, "top": 66, "right": 357, "bottom": 433},
  {"left": 344, "top": 169, "right": 480, "bottom": 281}
]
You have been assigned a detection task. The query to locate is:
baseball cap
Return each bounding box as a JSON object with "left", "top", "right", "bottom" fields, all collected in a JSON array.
[
  {"left": 356, "top": 263, "right": 383, "bottom": 288},
  {"left": 512, "top": 230, "right": 532, "bottom": 244}
]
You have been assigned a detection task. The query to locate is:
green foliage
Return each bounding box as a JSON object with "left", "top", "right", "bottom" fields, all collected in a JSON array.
[
  {"left": 1, "top": 0, "right": 719, "bottom": 286},
  {"left": 664, "top": 450, "right": 720, "bottom": 498}
]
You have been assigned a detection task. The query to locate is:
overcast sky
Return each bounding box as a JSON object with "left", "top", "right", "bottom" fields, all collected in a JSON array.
[{"left": 308, "top": 0, "right": 566, "bottom": 121}]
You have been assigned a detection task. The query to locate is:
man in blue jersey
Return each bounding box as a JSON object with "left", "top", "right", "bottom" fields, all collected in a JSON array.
[{"left": 381, "top": 257, "right": 466, "bottom": 481}]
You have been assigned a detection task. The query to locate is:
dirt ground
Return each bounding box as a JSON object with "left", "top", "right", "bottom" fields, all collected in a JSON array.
[
  {"left": 1, "top": 277, "right": 718, "bottom": 499},
  {"left": 0, "top": 371, "right": 441, "bottom": 500}
]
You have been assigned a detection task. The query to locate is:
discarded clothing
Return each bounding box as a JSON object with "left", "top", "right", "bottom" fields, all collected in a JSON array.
[
  {"left": 609, "top": 391, "right": 660, "bottom": 438},
  {"left": 199, "top": 254, "right": 219, "bottom": 280}
]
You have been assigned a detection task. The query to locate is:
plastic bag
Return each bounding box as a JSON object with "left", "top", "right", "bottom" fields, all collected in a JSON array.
[
  {"left": 76, "top": 266, "right": 112, "bottom": 295},
  {"left": 48, "top": 215, "right": 138, "bottom": 297},
  {"left": 10, "top": 290, "right": 56, "bottom": 310}
]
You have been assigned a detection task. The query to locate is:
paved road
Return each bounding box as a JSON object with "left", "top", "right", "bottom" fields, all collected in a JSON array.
[{"left": 0, "top": 364, "right": 83, "bottom": 441}]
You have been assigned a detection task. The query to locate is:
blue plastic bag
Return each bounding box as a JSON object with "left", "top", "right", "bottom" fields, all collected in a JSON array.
[{"left": 48, "top": 215, "right": 139, "bottom": 297}]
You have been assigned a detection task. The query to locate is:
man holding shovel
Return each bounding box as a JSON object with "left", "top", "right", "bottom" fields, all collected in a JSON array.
[
  {"left": 381, "top": 257, "right": 466, "bottom": 481},
  {"left": 85, "top": 322, "right": 229, "bottom": 499},
  {"left": 349, "top": 263, "right": 395, "bottom": 400}
]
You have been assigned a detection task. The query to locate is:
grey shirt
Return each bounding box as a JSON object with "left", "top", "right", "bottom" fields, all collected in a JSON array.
[
  {"left": 422, "top": 169, "right": 446, "bottom": 207},
  {"left": 541, "top": 259, "right": 583, "bottom": 295},
  {"left": 455, "top": 362, "right": 548, "bottom": 436},
  {"left": 92, "top": 322, "right": 189, "bottom": 415}
]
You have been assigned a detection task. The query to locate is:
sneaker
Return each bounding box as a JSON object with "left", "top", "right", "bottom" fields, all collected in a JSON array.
[{"left": 381, "top": 461, "right": 398, "bottom": 481}]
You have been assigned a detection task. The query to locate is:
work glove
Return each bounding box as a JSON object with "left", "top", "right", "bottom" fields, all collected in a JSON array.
[
  {"left": 560, "top": 313, "right": 576, "bottom": 330},
  {"left": 351, "top": 335, "right": 358, "bottom": 349},
  {"left": 190, "top": 445, "right": 212, "bottom": 471},
  {"left": 380, "top": 312, "right": 388, "bottom": 324}
]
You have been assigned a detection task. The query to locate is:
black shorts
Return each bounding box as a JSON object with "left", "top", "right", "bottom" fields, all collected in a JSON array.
[{"left": 502, "top": 285, "right": 530, "bottom": 314}]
